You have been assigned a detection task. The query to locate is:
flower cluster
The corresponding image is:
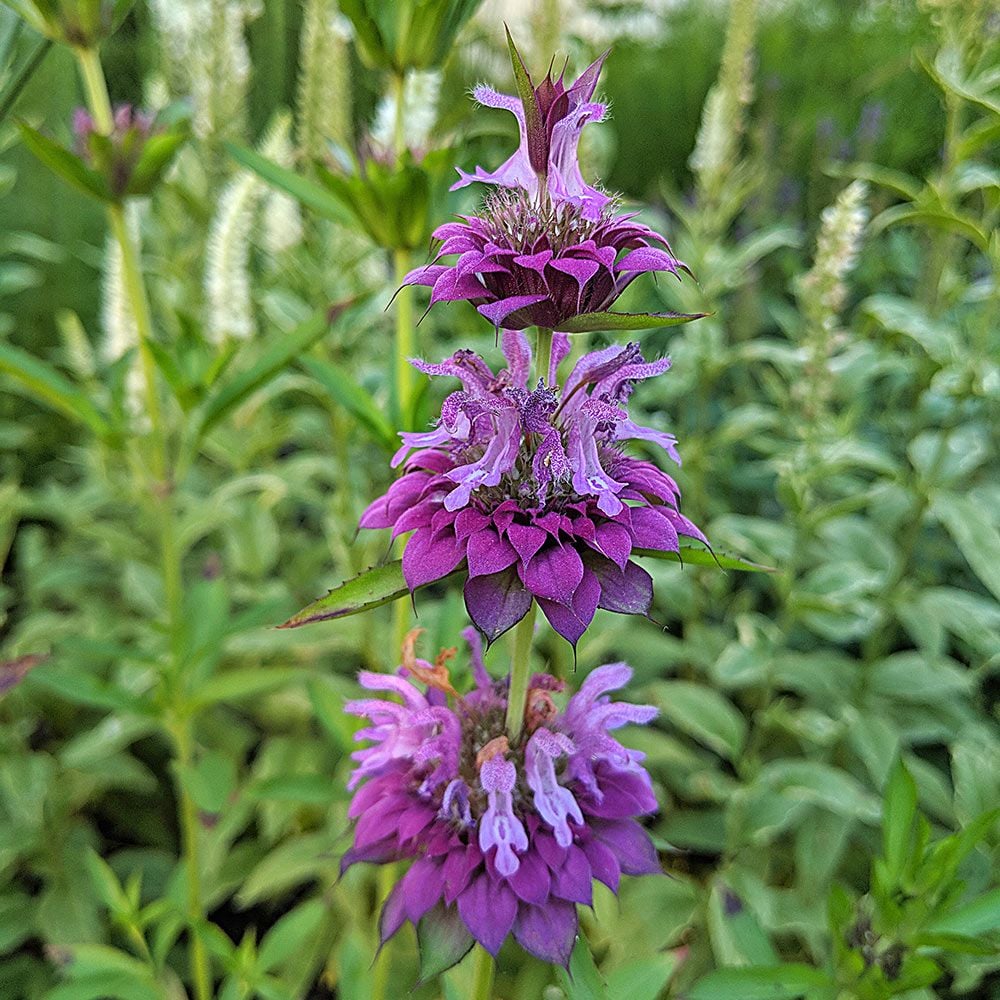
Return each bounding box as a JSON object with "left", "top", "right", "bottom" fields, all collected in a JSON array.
[
  {"left": 361, "top": 332, "right": 706, "bottom": 647},
  {"left": 342, "top": 630, "right": 661, "bottom": 966},
  {"left": 402, "top": 53, "right": 687, "bottom": 330}
]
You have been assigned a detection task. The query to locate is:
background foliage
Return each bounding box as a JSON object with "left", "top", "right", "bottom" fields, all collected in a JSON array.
[{"left": 0, "top": 0, "right": 998, "bottom": 998}]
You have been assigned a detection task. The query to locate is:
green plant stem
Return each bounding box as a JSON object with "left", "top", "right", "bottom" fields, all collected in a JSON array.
[
  {"left": 471, "top": 945, "right": 495, "bottom": 1000},
  {"left": 505, "top": 601, "right": 537, "bottom": 743},
  {"left": 392, "top": 70, "right": 406, "bottom": 164},
  {"left": 75, "top": 42, "right": 208, "bottom": 1000},
  {"left": 535, "top": 326, "right": 554, "bottom": 385},
  {"left": 370, "top": 862, "right": 396, "bottom": 1000},
  {"left": 170, "top": 716, "right": 213, "bottom": 1000},
  {"left": 393, "top": 248, "right": 414, "bottom": 427}
]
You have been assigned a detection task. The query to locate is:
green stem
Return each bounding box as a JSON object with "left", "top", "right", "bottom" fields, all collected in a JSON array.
[
  {"left": 170, "top": 716, "right": 214, "bottom": 1000},
  {"left": 471, "top": 945, "right": 495, "bottom": 1000},
  {"left": 370, "top": 862, "right": 396, "bottom": 1000},
  {"left": 75, "top": 42, "right": 206, "bottom": 1000},
  {"left": 392, "top": 70, "right": 407, "bottom": 164},
  {"left": 393, "top": 248, "right": 414, "bottom": 427},
  {"left": 505, "top": 602, "right": 537, "bottom": 743},
  {"left": 535, "top": 327, "right": 554, "bottom": 385}
]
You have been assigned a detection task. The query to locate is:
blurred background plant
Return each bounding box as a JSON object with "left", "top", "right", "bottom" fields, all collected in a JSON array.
[{"left": 0, "top": 0, "right": 997, "bottom": 998}]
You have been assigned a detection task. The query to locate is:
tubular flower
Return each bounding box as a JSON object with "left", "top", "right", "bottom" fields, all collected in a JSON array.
[
  {"left": 342, "top": 632, "right": 661, "bottom": 967},
  {"left": 400, "top": 52, "right": 688, "bottom": 331},
  {"left": 360, "top": 332, "right": 707, "bottom": 648}
]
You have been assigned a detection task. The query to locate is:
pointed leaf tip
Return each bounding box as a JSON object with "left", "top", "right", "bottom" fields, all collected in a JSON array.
[{"left": 558, "top": 311, "right": 710, "bottom": 333}]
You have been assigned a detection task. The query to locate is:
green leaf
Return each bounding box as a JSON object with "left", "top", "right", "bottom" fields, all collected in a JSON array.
[
  {"left": 0, "top": 36, "right": 51, "bottom": 126},
  {"left": 192, "top": 668, "right": 307, "bottom": 708},
  {"left": 191, "top": 299, "right": 358, "bottom": 444},
  {"left": 706, "top": 880, "right": 780, "bottom": 967},
  {"left": 603, "top": 955, "right": 678, "bottom": 1000},
  {"left": 183, "top": 750, "right": 236, "bottom": 815},
  {"left": 881, "top": 758, "right": 917, "bottom": 888},
  {"left": 829, "top": 161, "right": 921, "bottom": 200},
  {"left": 931, "top": 493, "right": 1000, "bottom": 603},
  {"left": 687, "top": 965, "right": 832, "bottom": 1000},
  {"left": 870, "top": 203, "right": 988, "bottom": 251},
  {"left": 246, "top": 774, "right": 340, "bottom": 805},
  {"left": 652, "top": 681, "right": 747, "bottom": 761},
  {"left": 929, "top": 888, "right": 1000, "bottom": 937},
  {"left": 225, "top": 142, "right": 352, "bottom": 223},
  {"left": 280, "top": 560, "right": 410, "bottom": 627},
  {"left": 258, "top": 899, "right": 326, "bottom": 972},
  {"left": 558, "top": 310, "right": 709, "bottom": 333},
  {"left": 557, "top": 936, "right": 607, "bottom": 999},
  {"left": 0, "top": 340, "right": 112, "bottom": 437},
  {"left": 416, "top": 903, "right": 474, "bottom": 982},
  {"left": 757, "top": 761, "right": 881, "bottom": 823},
  {"left": 635, "top": 541, "right": 775, "bottom": 573},
  {"left": 299, "top": 355, "right": 397, "bottom": 452},
  {"left": 16, "top": 122, "right": 110, "bottom": 200}
]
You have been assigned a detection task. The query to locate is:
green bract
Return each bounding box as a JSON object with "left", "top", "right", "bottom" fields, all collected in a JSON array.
[
  {"left": 1, "top": 0, "right": 132, "bottom": 46},
  {"left": 338, "top": 0, "right": 483, "bottom": 72}
]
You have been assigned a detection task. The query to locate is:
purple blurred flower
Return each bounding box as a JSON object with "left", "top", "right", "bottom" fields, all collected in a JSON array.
[
  {"left": 342, "top": 631, "right": 661, "bottom": 967},
  {"left": 360, "top": 332, "right": 706, "bottom": 648},
  {"left": 400, "top": 48, "right": 688, "bottom": 332}
]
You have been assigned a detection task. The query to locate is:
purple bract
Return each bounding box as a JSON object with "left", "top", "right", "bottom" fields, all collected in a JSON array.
[
  {"left": 360, "top": 332, "right": 707, "bottom": 648},
  {"left": 401, "top": 52, "right": 688, "bottom": 331},
  {"left": 342, "top": 630, "right": 661, "bottom": 967}
]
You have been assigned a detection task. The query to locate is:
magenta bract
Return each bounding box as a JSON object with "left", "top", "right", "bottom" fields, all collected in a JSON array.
[
  {"left": 342, "top": 632, "right": 661, "bottom": 967},
  {"left": 360, "top": 332, "right": 706, "bottom": 647}
]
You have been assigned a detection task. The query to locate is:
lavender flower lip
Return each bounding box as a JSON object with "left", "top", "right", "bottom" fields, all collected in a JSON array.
[
  {"left": 401, "top": 48, "right": 690, "bottom": 332},
  {"left": 342, "top": 629, "right": 662, "bottom": 968},
  {"left": 360, "top": 332, "right": 707, "bottom": 648}
]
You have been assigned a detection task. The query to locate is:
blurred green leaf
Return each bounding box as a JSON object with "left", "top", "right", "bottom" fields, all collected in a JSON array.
[
  {"left": 557, "top": 937, "right": 607, "bottom": 999},
  {"left": 931, "top": 493, "right": 1000, "bottom": 603},
  {"left": 258, "top": 898, "right": 326, "bottom": 971},
  {"left": 651, "top": 681, "right": 747, "bottom": 760},
  {"left": 190, "top": 298, "right": 360, "bottom": 446},
  {"left": 299, "top": 355, "right": 397, "bottom": 452},
  {"left": 881, "top": 758, "right": 917, "bottom": 888},
  {"left": 225, "top": 142, "right": 351, "bottom": 223},
  {"left": 688, "top": 964, "right": 832, "bottom": 1000},
  {"left": 0, "top": 340, "right": 113, "bottom": 437},
  {"left": 16, "top": 122, "right": 110, "bottom": 201}
]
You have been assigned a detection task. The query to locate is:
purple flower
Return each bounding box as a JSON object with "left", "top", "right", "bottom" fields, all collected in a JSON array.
[
  {"left": 360, "top": 332, "right": 707, "bottom": 648},
  {"left": 400, "top": 49, "right": 689, "bottom": 332},
  {"left": 342, "top": 632, "right": 661, "bottom": 968}
]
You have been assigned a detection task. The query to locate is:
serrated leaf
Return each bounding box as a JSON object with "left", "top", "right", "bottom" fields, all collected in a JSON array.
[
  {"left": 0, "top": 340, "right": 113, "bottom": 437},
  {"left": 416, "top": 903, "right": 474, "bottom": 981},
  {"left": 558, "top": 310, "right": 708, "bottom": 333},
  {"left": 279, "top": 560, "right": 410, "bottom": 627},
  {"left": 635, "top": 542, "right": 775, "bottom": 573}
]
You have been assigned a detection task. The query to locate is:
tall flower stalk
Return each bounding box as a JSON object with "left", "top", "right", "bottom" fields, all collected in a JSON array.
[{"left": 72, "top": 42, "right": 211, "bottom": 1000}]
